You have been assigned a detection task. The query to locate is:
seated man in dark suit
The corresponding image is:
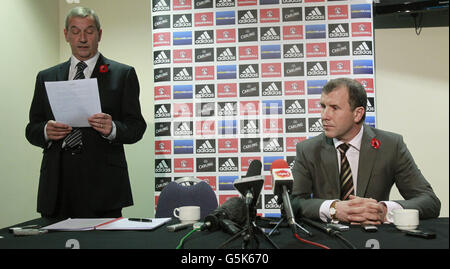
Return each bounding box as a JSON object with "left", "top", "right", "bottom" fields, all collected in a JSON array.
[
  {"left": 25, "top": 7, "right": 146, "bottom": 218},
  {"left": 291, "top": 77, "right": 440, "bottom": 225}
]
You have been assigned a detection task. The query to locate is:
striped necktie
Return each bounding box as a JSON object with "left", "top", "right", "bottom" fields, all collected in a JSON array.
[
  {"left": 338, "top": 143, "right": 355, "bottom": 200},
  {"left": 63, "top": 61, "right": 87, "bottom": 149}
]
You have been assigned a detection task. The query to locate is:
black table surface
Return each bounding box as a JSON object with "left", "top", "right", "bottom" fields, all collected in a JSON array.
[{"left": 0, "top": 217, "right": 448, "bottom": 250}]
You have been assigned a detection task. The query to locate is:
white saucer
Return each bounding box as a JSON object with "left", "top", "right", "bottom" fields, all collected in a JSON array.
[{"left": 395, "top": 225, "right": 418, "bottom": 231}]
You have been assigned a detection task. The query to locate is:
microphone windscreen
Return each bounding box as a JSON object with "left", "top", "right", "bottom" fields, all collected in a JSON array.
[
  {"left": 221, "top": 197, "right": 247, "bottom": 225},
  {"left": 244, "top": 159, "right": 262, "bottom": 178},
  {"left": 270, "top": 158, "right": 289, "bottom": 172}
]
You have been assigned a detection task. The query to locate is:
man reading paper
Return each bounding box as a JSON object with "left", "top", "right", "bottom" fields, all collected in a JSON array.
[{"left": 25, "top": 7, "right": 146, "bottom": 218}]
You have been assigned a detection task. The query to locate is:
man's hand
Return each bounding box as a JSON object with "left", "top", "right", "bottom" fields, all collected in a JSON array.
[
  {"left": 335, "top": 195, "right": 386, "bottom": 225},
  {"left": 46, "top": 120, "right": 72, "bottom": 140},
  {"left": 88, "top": 113, "right": 113, "bottom": 136}
]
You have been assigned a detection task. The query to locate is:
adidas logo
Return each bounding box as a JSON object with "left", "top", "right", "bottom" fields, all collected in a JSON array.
[
  {"left": 154, "top": 51, "right": 170, "bottom": 64},
  {"left": 329, "top": 24, "right": 349, "bottom": 38},
  {"left": 262, "top": 82, "right": 282, "bottom": 96},
  {"left": 307, "top": 62, "right": 327, "bottom": 76},
  {"left": 264, "top": 138, "right": 283, "bottom": 152},
  {"left": 286, "top": 100, "right": 305, "bottom": 114},
  {"left": 173, "top": 15, "right": 192, "bottom": 28},
  {"left": 195, "top": 31, "right": 214, "bottom": 44},
  {"left": 241, "top": 120, "right": 259, "bottom": 134},
  {"left": 265, "top": 195, "right": 281, "bottom": 209},
  {"left": 216, "top": 0, "right": 234, "bottom": 7},
  {"left": 155, "top": 160, "right": 171, "bottom": 173},
  {"left": 239, "top": 10, "right": 257, "bottom": 24},
  {"left": 261, "top": 27, "right": 280, "bottom": 41},
  {"left": 174, "top": 68, "right": 192, "bottom": 81},
  {"left": 309, "top": 119, "right": 324, "bottom": 132},
  {"left": 174, "top": 122, "right": 192, "bottom": 136},
  {"left": 240, "top": 65, "right": 258, "bottom": 78},
  {"left": 155, "top": 105, "right": 170, "bottom": 118},
  {"left": 305, "top": 7, "right": 325, "bottom": 20},
  {"left": 218, "top": 102, "right": 237, "bottom": 116},
  {"left": 153, "top": 0, "right": 170, "bottom": 12},
  {"left": 219, "top": 158, "right": 238, "bottom": 172},
  {"left": 288, "top": 159, "right": 295, "bottom": 169},
  {"left": 353, "top": 42, "right": 372, "bottom": 55},
  {"left": 217, "top": 48, "right": 236, "bottom": 61},
  {"left": 195, "top": 85, "right": 215, "bottom": 98},
  {"left": 367, "top": 98, "right": 375, "bottom": 112},
  {"left": 197, "top": 140, "right": 215, "bottom": 153},
  {"left": 284, "top": 44, "right": 303, "bottom": 58}
]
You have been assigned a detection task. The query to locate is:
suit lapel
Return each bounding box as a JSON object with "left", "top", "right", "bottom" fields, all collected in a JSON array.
[
  {"left": 356, "top": 124, "right": 377, "bottom": 197},
  {"left": 91, "top": 53, "right": 108, "bottom": 103},
  {"left": 321, "top": 136, "right": 340, "bottom": 196},
  {"left": 57, "top": 59, "right": 70, "bottom": 81},
  {"left": 91, "top": 53, "right": 107, "bottom": 80}
]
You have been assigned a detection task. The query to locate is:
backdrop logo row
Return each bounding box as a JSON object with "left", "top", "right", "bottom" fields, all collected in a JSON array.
[{"left": 151, "top": 0, "right": 376, "bottom": 217}]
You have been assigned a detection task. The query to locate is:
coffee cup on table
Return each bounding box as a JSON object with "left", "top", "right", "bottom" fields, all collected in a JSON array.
[
  {"left": 390, "top": 209, "right": 419, "bottom": 231},
  {"left": 173, "top": 206, "right": 201, "bottom": 224}
]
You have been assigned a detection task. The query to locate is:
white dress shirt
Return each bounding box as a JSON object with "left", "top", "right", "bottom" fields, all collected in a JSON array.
[{"left": 67, "top": 52, "right": 100, "bottom": 80}]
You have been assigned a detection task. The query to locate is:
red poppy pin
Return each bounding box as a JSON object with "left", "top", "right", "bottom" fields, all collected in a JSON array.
[
  {"left": 99, "top": 64, "right": 109, "bottom": 73},
  {"left": 371, "top": 138, "right": 381, "bottom": 149}
]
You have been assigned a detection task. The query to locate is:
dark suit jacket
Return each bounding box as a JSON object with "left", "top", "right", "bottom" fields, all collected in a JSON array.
[
  {"left": 25, "top": 54, "right": 146, "bottom": 215},
  {"left": 291, "top": 124, "right": 440, "bottom": 220}
]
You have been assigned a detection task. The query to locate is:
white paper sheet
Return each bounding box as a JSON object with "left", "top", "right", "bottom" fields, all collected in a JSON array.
[
  {"left": 45, "top": 78, "right": 102, "bottom": 127},
  {"left": 97, "top": 218, "right": 172, "bottom": 230},
  {"left": 42, "top": 218, "right": 114, "bottom": 231},
  {"left": 42, "top": 218, "right": 172, "bottom": 231}
]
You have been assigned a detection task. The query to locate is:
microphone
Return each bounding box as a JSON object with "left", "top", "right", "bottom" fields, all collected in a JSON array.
[
  {"left": 244, "top": 159, "right": 262, "bottom": 178},
  {"left": 301, "top": 218, "right": 357, "bottom": 249},
  {"left": 300, "top": 218, "right": 334, "bottom": 235},
  {"left": 270, "top": 159, "right": 297, "bottom": 234},
  {"left": 202, "top": 197, "right": 247, "bottom": 235},
  {"left": 233, "top": 160, "right": 263, "bottom": 207}
]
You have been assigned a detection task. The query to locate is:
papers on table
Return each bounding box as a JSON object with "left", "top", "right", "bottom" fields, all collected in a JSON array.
[
  {"left": 42, "top": 218, "right": 172, "bottom": 231},
  {"left": 98, "top": 218, "right": 172, "bottom": 231},
  {"left": 45, "top": 78, "right": 102, "bottom": 127}
]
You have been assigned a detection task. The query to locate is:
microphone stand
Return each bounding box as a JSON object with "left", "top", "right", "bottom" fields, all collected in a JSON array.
[
  {"left": 218, "top": 191, "right": 280, "bottom": 249},
  {"left": 268, "top": 186, "right": 312, "bottom": 237},
  {"left": 268, "top": 210, "right": 312, "bottom": 237}
]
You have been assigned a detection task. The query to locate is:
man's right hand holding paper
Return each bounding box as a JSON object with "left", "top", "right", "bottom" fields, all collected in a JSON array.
[{"left": 46, "top": 120, "right": 72, "bottom": 140}]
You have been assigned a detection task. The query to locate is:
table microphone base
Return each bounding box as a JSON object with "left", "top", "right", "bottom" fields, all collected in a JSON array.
[{"left": 218, "top": 221, "right": 280, "bottom": 249}]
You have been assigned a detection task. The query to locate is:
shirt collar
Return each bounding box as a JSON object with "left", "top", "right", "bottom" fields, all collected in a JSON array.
[
  {"left": 333, "top": 125, "right": 364, "bottom": 151},
  {"left": 70, "top": 52, "right": 100, "bottom": 75}
]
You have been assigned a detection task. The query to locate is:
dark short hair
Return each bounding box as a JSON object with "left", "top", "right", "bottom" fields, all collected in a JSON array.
[{"left": 322, "top": 78, "right": 367, "bottom": 123}]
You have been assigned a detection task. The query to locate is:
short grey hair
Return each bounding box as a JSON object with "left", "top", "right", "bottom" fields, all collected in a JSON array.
[{"left": 65, "top": 6, "right": 101, "bottom": 31}]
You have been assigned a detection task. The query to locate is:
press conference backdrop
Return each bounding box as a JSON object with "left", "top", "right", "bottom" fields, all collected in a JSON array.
[
  {"left": 151, "top": 0, "right": 376, "bottom": 217},
  {"left": 0, "top": 0, "right": 447, "bottom": 229}
]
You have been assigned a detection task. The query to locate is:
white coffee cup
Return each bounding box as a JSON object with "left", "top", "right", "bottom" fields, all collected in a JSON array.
[
  {"left": 173, "top": 206, "right": 201, "bottom": 223},
  {"left": 390, "top": 209, "right": 419, "bottom": 231}
]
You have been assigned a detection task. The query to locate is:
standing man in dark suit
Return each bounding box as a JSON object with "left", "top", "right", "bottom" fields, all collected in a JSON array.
[
  {"left": 25, "top": 7, "right": 146, "bottom": 218},
  {"left": 291, "top": 78, "right": 440, "bottom": 225}
]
